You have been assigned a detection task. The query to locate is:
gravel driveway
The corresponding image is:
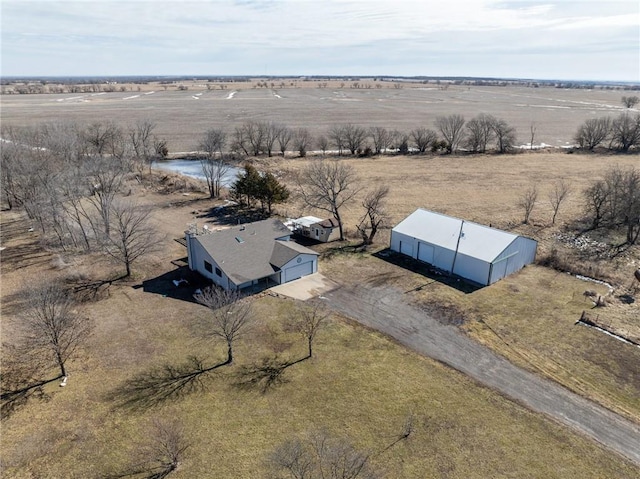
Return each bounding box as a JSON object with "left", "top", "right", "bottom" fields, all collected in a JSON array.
[{"left": 324, "top": 283, "right": 640, "bottom": 466}]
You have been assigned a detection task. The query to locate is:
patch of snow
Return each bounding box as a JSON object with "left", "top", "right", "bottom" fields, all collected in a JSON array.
[
  {"left": 273, "top": 93, "right": 282, "bottom": 98},
  {"left": 226, "top": 91, "right": 237, "bottom": 99},
  {"left": 192, "top": 95, "right": 200, "bottom": 99},
  {"left": 123, "top": 95, "right": 140, "bottom": 100},
  {"left": 90, "top": 92, "right": 106, "bottom": 96},
  {"left": 144, "top": 91, "right": 155, "bottom": 95},
  {"left": 575, "top": 274, "right": 614, "bottom": 293}
]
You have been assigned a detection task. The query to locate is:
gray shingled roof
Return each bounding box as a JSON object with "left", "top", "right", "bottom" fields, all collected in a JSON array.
[
  {"left": 270, "top": 240, "right": 318, "bottom": 268},
  {"left": 194, "top": 218, "right": 318, "bottom": 285}
]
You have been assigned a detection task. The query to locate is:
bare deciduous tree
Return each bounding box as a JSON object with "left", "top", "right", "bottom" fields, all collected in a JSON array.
[
  {"left": 464, "top": 114, "right": 496, "bottom": 153},
  {"left": 518, "top": 185, "right": 538, "bottom": 224},
  {"left": 294, "top": 128, "right": 313, "bottom": 158},
  {"left": 129, "top": 120, "right": 156, "bottom": 175},
  {"left": 105, "top": 201, "right": 159, "bottom": 277},
  {"left": 264, "top": 121, "right": 282, "bottom": 157},
  {"left": 20, "top": 283, "right": 93, "bottom": 378},
  {"left": 410, "top": 127, "right": 438, "bottom": 154},
  {"left": 84, "top": 155, "right": 129, "bottom": 238},
  {"left": 297, "top": 160, "right": 360, "bottom": 240},
  {"left": 492, "top": 118, "right": 517, "bottom": 153},
  {"left": 435, "top": 114, "right": 465, "bottom": 153},
  {"left": 609, "top": 113, "right": 640, "bottom": 152},
  {"left": 328, "top": 124, "right": 346, "bottom": 156},
  {"left": 316, "top": 134, "right": 329, "bottom": 156},
  {"left": 369, "top": 126, "right": 391, "bottom": 155},
  {"left": 574, "top": 117, "right": 611, "bottom": 150},
  {"left": 583, "top": 179, "right": 609, "bottom": 229},
  {"left": 139, "top": 418, "right": 190, "bottom": 477},
  {"left": 194, "top": 287, "right": 253, "bottom": 364},
  {"left": 549, "top": 180, "right": 571, "bottom": 224},
  {"left": 291, "top": 303, "right": 329, "bottom": 359},
  {"left": 343, "top": 124, "right": 368, "bottom": 155},
  {"left": 269, "top": 430, "right": 376, "bottom": 479},
  {"left": 277, "top": 126, "right": 293, "bottom": 157},
  {"left": 621, "top": 95, "right": 639, "bottom": 109},
  {"left": 198, "top": 128, "right": 229, "bottom": 198},
  {"left": 356, "top": 185, "right": 390, "bottom": 245},
  {"left": 109, "top": 418, "right": 190, "bottom": 478}
]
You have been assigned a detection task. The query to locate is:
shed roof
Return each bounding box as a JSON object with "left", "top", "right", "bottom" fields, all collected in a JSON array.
[
  {"left": 293, "top": 216, "right": 324, "bottom": 228},
  {"left": 393, "top": 208, "right": 519, "bottom": 262},
  {"left": 193, "top": 218, "right": 317, "bottom": 285}
]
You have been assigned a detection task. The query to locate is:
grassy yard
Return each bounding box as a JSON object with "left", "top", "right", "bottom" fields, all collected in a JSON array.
[{"left": 2, "top": 287, "right": 638, "bottom": 478}]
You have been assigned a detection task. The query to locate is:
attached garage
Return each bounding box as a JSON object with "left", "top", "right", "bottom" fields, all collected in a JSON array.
[
  {"left": 390, "top": 208, "right": 537, "bottom": 286},
  {"left": 271, "top": 241, "right": 318, "bottom": 285},
  {"left": 282, "top": 259, "right": 315, "bottom": 283}
]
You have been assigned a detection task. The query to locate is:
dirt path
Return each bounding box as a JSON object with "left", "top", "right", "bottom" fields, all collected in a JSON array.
[{"left": 324, "top": 284, "right": 640, "bottom": 466}]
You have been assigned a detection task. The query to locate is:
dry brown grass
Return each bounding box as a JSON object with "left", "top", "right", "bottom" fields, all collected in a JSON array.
[
  {"left": 2, "top": 283, "right": 638, "bottom": 478},
  {"left": 1, "top": 149, "right": 639, "bottom": 477}
]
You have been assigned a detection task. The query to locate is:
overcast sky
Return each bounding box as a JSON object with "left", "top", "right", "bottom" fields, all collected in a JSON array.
[{"left": 1, "top": 0, "right": 638, "bottom": 82}]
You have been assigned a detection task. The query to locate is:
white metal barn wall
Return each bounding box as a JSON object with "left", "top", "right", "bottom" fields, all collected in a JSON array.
[
  {"left": 488, "top": 236, "right": 538, "bottom": 284},
  {"left": 391, "top": 231, "right": 457, "bottom": 272},
  {"left": 452, "top": 253, "right": 491, "bottom": 286}
]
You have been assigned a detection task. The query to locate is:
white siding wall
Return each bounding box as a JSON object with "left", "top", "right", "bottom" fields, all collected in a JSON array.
[
  {"left": 391, "top": 231, "right": 456, "bottom": 272},
  {"left": 488, "top": 237, "right": 538, "bottom": 284},
  {"left": 453, "top": 253, "right": 491, "bottom": 285},
  {"left": 186, "top": 236, "right": 232, "bottom": 290}
]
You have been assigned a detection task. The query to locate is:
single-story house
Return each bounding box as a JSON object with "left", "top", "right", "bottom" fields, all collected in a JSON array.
[
  {"left": 289, "top": 216, "right": 340, "bottom": 243},
  {"left": 390, "top": 208, "right": 537, "bottom": 286},
  {"left": 186, "top": 218, "right": 319, "bottom": 291}
]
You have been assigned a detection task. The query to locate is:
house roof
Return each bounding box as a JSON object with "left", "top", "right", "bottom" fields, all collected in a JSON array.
[
  {"left": 271, "top": 240, "right": 318, "bottom": 268},
  {"left": 194, "top": 218, "right": 317, "bottom": 285},
  {"left": 392, "top": 208, "right": 520, "bottom": 262}
]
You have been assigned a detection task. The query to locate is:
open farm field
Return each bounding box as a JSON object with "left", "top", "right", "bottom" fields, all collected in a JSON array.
[{"left": 1, "top": 81, "right": 633, "bottom": 152}]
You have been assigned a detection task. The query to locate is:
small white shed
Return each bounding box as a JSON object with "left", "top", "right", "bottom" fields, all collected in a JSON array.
[{"left": 390, "top": 209, "right": 537, "bottom": 285}]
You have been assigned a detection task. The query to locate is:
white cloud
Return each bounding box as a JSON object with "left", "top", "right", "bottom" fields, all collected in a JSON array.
[{"left": 1, "top": 0, "right": 638, "bottom": 81}]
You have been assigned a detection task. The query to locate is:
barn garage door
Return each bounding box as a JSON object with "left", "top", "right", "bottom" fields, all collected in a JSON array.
[
  {"left": 399, "top": 240, "right": 413, "bottom": 257},
  {"left": 417, "top": 242, "right": 434, "bottom": 264},
  {"left": 283, "top": 261, "right": 314, "bottom": 283}
]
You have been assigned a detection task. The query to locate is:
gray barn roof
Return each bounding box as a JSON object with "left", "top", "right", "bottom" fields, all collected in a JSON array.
[{"left": 194, "top": 218, "right": 318, "bottom": 285}]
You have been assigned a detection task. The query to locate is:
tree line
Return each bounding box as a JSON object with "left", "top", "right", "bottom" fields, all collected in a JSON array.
[
  {"left": 574, "top": 112, "right": 640, "bottom": 152},
  {"left": 197, "top": 115, "right": 521, "bottom": 162},
  {"left": 1, "top": 121, "right": 166, "bottom": 276}
]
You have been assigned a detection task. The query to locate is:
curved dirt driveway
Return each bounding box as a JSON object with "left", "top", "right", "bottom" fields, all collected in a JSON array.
[{"left": 324, "top": 284, "right": 640, "bottom": 466}]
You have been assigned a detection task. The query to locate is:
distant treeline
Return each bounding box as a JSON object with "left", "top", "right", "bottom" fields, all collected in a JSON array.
[{"left": 2, "top": 75, "right": 638, "bottom": 94}]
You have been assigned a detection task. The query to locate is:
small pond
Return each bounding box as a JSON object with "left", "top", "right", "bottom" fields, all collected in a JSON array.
[{"left": 154, "top": 159, "right": 240, "bottom": 186}]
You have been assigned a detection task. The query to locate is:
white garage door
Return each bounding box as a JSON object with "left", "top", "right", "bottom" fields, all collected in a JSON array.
[
  {"left": 399, "top": 240, "right": 413, "bottom": 257},
  {"left": 417, "top": 242, "right": 434, "bottom": 264},
  {"left": 283, "top": 261, "right": 314, "bottom": 283}
]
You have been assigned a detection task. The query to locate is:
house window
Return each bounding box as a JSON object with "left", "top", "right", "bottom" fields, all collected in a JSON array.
[
  {"left": 204, "top": 260, "right": 213, "bottom": 273},
  {"left": 215, "top": 267, "right": 222, "bottom": 277}
]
